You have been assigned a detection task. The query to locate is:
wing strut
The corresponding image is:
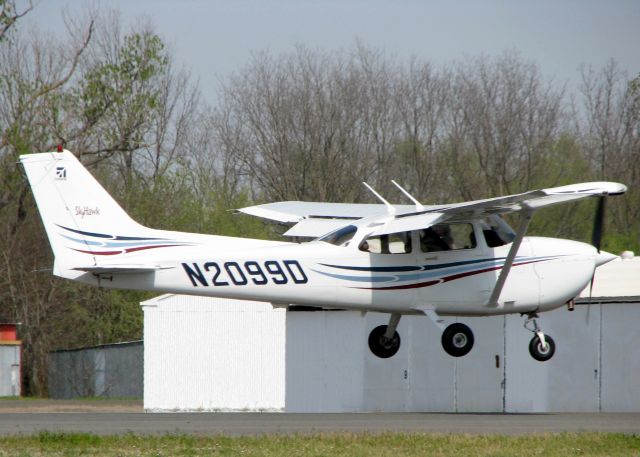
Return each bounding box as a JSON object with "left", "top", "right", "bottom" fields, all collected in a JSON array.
[
  {"left": 391, "top": 180, "right": 425, "bottom": 211},
  {"left": 487, "top": 209, "right": 533, "bottom": 307},
  {"left": 362, "top": 182, "right": 396, "bottom": 216}
]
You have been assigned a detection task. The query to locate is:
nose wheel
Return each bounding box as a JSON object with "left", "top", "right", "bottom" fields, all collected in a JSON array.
[{"left": 524, "top": 313, "right": 556, "bottom": 362}]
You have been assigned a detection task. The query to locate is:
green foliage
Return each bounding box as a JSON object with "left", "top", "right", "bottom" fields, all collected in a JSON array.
[
  {"left": 72, "top": 30, "right": 168, "bottom": 153},
  {"left": 0, "top": 0, "right": 20, "bottom": 42}
]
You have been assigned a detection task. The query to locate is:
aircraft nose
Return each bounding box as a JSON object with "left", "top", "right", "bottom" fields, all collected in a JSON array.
[{"left": 595, "top": 250, "right": 617, "bottom": 267}]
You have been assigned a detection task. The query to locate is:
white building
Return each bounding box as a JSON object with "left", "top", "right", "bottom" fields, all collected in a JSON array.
[{"left": 142, "top": 257, "right": 640, "bottom": 413}]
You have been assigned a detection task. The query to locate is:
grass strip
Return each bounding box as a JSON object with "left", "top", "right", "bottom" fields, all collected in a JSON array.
[{"left": 0, "top": 432, "right": 638, "bottom": 456}]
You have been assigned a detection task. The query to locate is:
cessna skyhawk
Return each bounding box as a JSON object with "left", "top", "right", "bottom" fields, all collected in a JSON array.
[{"left": 20, "top": 150, "right": 626, "bottom": 361}]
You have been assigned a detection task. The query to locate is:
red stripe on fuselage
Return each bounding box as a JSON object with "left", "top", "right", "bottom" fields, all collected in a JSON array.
[
  {"left": 356, "top": 260, "right": 542, "bottom": 291},
  {"left": 71, "top": 244, "right": 183, "bottom": 256}
]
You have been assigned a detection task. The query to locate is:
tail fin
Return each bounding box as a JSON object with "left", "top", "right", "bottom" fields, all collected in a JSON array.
[{"left": 20, "top": 150, "right": 153, "bottom": 274}]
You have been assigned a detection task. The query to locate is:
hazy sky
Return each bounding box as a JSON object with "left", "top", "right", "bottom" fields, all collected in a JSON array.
[{"left": 27, "top": 0, "right": 640, "bottom": 101}]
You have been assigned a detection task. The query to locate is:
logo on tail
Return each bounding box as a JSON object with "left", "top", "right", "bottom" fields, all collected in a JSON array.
[{"left": 55, "top": 167, "right": 67, "bottom": 180}]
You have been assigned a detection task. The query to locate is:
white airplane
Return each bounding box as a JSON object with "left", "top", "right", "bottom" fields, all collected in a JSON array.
[{"left": 21, "top": 149, "right": 627, "bottom": 362}]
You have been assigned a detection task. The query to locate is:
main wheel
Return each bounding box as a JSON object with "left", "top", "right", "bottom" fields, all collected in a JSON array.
[
  {"left": 368, "top": 325, "right": 401, "bottom": 358},
  {"left": 441, "top": 323, "right": 474, "bottom": 357},
  {"left": 529, "top": 334, "right": 556, "bottom": 362}
]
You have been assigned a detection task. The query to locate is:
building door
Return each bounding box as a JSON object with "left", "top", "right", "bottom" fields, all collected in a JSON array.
[{"left": 11, "top": 364, "right": 20, "bottom": 396}]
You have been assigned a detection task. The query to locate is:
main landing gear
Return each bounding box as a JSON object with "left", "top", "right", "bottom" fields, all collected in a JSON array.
[
  {"left": 367, "top": 312, "right": 555, "bottom": 362},
  {"left": 441, "top": 323, "right": 474, "bottom": 357},
  {"left": 368, "top": 314, "right": 477, "bottom": 359},
  {"left": 368, "top": 313, "right": 401, "bottom": 358},
  {"left": 524, "top": 313, "right": 556, "bottom": 362}
]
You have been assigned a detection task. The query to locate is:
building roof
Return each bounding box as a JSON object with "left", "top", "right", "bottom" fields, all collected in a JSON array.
[{"left": 579, "top": 257, "right": 640, "bottom": 300}]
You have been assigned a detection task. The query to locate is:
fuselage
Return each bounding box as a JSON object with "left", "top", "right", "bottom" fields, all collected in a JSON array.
[{"left": 59, "top": 219, "right": 601, "bottom": 317}]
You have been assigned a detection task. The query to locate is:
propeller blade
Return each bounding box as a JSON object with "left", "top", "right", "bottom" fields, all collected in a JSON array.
[
  {"left": 591, "top": 196, "right": 606, "bottom": 253},
  {"left": 586, "top": 273, "right": 595, "bottom": 324}
]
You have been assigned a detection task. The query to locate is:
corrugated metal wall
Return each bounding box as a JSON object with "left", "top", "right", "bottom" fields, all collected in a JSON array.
[
  {"left": 48, "top": 341, "right": 142, "bottom": 399},
  {"left": 142, "top": 294, "right": 640, "bottom": 413},
  {"left": 0, "top": 345, "right": 20, "bottom": 396},
  {"left": 143, "top": 295, "right": 286, "bottom": 411},
  {"left": 504, "top": 305, "right": 600, "bottom": 412},
  {"left": 286, "top": 312, "right": 506, "bottom": 412},
  {"left": 600, "top": 304, "right": 640, "bottom": 411}
]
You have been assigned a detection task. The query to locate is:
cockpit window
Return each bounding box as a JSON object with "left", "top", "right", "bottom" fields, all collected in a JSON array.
[
  {"left": 420, "top": 223, "right": 476, "bottom": 252},
  {"left": 318, "top": 224, "right": 358, "bottom": 246},
  {"left": 480, "top": 216, "right": 515, "bottom": 248},
  {"left": 360, "top": 231, "right": 412, "bottom": 254}
]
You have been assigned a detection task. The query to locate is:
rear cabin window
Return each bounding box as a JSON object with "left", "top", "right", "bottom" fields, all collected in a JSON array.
[
  {"left": 419, "top": 223, "right": 476, "bottom": 252},
  {"left": 360, "top": 231, "right": 412, "bottom": 254}
]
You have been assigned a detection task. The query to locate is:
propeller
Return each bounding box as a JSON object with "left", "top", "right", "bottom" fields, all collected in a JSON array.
[
  {"left": 587, "top": 195, "right": 607, "bottom": 323},
  {"left": 591, "top": 195, "right": 606, "bottom": 253}
]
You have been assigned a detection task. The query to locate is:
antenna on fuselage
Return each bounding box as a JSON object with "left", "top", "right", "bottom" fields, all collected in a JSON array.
[
  {"left": 391, "top": 180, "right": 424, "bottom": 212},
  {"left": 363, "top": 182, "right": 395, "bottom": 216}
]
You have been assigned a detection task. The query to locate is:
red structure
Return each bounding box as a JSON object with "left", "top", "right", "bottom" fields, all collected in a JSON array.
[{"left": 0, "top": 323, "right": 18, "bottom": 341}]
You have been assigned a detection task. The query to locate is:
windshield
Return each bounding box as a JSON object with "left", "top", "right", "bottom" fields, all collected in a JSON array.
[
  {"left": 480, "top": 216, "right": 516, "bottom": 247},
  {"left": 318, "top": 225, "right": 358, "bottom": 246}
]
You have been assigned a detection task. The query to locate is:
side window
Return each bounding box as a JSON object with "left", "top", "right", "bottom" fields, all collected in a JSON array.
[
  {"left": 420, "top": 223, "right": 476, "bottom": 252},
  {"left": 360, "top": 231, "right": 412, "bottom": 254}
]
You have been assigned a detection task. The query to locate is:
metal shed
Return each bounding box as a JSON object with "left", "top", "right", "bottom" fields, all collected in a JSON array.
[
  {"left": 142, "top": 258, "right": 640, "bottom": 413},
  {"left": 0, "top": 324, "right": 21, "bottom": 397},
  {"left": 48, "top": 341, "right": 143, "bottom": 399}
]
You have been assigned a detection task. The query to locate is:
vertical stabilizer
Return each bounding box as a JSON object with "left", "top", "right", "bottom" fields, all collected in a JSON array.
[{"left": 20, "top": 150, "right": 152, "bottom": 273}]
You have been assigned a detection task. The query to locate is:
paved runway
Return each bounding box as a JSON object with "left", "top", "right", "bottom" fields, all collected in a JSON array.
[{"left": 1, "top": 412, "right": 640, "bottom": 436}]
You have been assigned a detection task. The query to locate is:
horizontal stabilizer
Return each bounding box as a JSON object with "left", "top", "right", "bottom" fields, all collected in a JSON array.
[{"left": 73, "top": 264, "right": 173, "bottom": 274}]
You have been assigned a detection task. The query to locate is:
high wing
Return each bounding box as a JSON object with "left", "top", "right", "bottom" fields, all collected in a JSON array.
[{"left": 238, "top": 182, "right": 627, "bottom": 237}]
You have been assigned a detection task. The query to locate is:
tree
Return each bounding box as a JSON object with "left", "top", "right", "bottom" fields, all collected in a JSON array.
[
  {"left": 0, "top": 0, "right": 32, "bottom": 42},
  {"left": 580, "top": 62, "right": 640, "bottom": 252},
  {"left": 0, "top": 9, "right": 208, "bottom": 395},
  {"left": 0, "top": 8, "right": 94, "bottom": 395}
]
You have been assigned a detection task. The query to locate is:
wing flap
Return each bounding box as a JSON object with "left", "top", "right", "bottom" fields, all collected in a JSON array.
[
  {"left": 370, "top": 212, "right": 444, "bottom": 236},
  {"left": 237, "top": 201, "right": 415, "bottom": 223},
  {"left": 283, "top": 218, "right": 354, "bottom": 238}
]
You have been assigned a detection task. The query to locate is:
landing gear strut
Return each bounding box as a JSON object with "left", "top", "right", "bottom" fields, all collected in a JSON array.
[
  {"left": 368, "top": 314, "right": 401, "bottom": 358},
  {"left": 441, "top": 323, "right": 474, "bottom": 357},
  {"left": 524, "top": 313, "right": 556, "bottom": 362}
]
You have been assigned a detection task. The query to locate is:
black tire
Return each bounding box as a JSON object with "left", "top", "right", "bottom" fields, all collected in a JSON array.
[
  {"left": 441, "top": 323, "right": 474, "bottom": 357},
  {"left": 529, "top": 334, "right": 556, "bottom": 362},
  {"left": 368, "top": 325, "right": 401, "bottom": 358}
]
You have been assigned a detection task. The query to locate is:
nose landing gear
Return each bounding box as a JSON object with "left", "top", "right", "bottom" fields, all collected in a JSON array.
[{"left": 524, "top": 313, "right": 556, "bottom": 362}]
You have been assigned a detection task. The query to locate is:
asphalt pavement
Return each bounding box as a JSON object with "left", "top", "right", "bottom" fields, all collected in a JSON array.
[{"left": 1, "top": 411, "right": 639, "bottom": 436}]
